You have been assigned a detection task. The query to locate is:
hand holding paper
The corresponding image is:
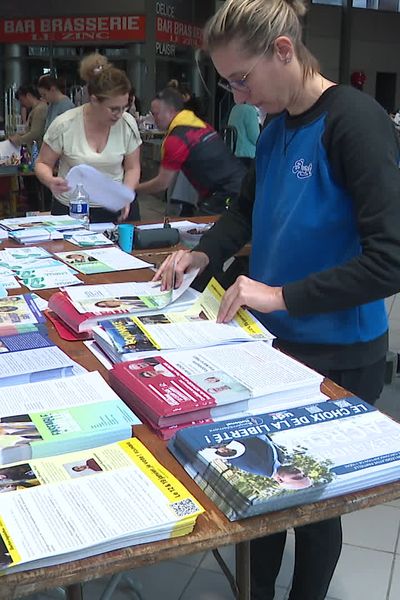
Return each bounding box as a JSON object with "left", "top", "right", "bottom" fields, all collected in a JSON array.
[{"left": 66, "top": 165, "right": 136, "bottom": 213}]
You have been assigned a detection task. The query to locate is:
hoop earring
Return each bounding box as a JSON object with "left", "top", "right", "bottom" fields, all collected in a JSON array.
[{"left": 284, "top": 56, "right": 292, "bottom": 64}]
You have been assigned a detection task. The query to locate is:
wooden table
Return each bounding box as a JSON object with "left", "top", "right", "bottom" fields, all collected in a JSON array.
[{"left": 0, "top": 236, "right": 399, "bottom": 600}]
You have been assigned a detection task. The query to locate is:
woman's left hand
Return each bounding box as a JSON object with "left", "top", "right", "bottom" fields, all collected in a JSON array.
[
  {"left": 217, "top": 275, "right": 287, "bottom": 323},
  {"left": 118, "top": 203, "right": 131, "bottom": 223}
]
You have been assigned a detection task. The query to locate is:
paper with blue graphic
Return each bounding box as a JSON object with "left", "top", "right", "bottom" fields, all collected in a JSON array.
[{"left": 169, "top": 397, "right": 400, "bottom": 520}]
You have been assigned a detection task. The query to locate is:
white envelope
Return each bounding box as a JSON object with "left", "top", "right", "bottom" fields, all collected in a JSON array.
[{"left": 66, "top": 164, "right": 136, "bottom": 212}]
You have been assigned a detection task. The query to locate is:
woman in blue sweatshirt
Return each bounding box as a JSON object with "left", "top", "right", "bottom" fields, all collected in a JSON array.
[{"left": 154, "top": 1, "right": 400, "bottom": 598}]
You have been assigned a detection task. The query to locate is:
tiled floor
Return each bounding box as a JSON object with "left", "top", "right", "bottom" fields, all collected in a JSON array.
[{"left": 24, "top": 194, "right": 400, "bottom": 599}]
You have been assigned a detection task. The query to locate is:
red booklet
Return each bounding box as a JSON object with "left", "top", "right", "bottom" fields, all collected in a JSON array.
[
  {"left": 109, "top": 356, "right": 221, "bottom": 427},
  {"left": 48, "top": 292, "right": 125, "bottom": 334}
]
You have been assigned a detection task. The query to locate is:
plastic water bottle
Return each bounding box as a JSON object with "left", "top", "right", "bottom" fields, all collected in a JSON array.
[
  {"left": 30, "top": 140, "right": 39, "bottom": 170},
  {"left": 69, "top": 183, "right": 90, "bottom": 228}
]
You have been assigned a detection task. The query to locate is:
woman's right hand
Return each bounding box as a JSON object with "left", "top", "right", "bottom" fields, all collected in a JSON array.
[
  {"left": 152, "top": 249, "right": 210, "bottom": 291},
  {"left": 48, "top": 177, "right": 70, "bottom": 196}
]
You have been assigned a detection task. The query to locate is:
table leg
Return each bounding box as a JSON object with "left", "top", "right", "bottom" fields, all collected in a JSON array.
[
  {"left": 236, "top": 541, "right": 251, "bottom": 600},
  {"left": 65, "top": 583, "right": 83, "bottom": 600}
]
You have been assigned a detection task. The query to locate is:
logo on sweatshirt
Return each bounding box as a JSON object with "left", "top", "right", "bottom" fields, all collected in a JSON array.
[{"left": 292, "top": 159, "right": 312, "bottom": 179}]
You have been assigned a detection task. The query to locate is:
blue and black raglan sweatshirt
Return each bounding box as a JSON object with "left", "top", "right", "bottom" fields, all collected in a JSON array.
[{"left": 196, "top": 85, "right": 400, "bottom": 371}]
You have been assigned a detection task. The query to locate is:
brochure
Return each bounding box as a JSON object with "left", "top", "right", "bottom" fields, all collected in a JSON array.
[
  {"left": 0, "top": 247, "right": 52, "bottom": 269},
  {"left": 65, "top": 270, "right": 199, "bottom": 315},
  {"left": 21, "top": 267, "right": 81, "bottom": 290},
  {"left": 55, "top": 248, "right": 152, "bottom": 275},
  {"left": 169, "top": 397, "right": 400, "bottom": 520},
  {"left": 66, "top": 232, "right": 114, "bottom": 248},
  {"left": 0, "top": 371, "right": 141, "bottom": 466},
  {"left": 0, "top": 342, "right": 76, "bottom": 387},
  {"left": 109, "top": 341, "right": 324, "bottom": 428},
  {"left": 0, "top": 438, "right": 203, "bottom": 573},
  {"left": 0, "top": 294, "right": 45, "bottom": 334},
  {"left": 0, "top": 215, "right": 84, "bottom": 233},
  {"left": 0, "top": 267, "right": 20, "bottom": 290},
  {"left": 92, "top": 278, "right": 274, "bottom": 363}
]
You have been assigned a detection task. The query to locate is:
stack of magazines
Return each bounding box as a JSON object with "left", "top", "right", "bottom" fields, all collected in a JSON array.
[{"left": 168, "top": 397, "right": 400, "bottom": 521}]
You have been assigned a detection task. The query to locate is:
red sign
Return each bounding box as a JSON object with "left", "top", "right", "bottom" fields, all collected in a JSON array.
[
  {"left": 0, "top": 15, "right": 146, "bottom": 43},
  {"left": 156, "top": 16, "right": 203, "bottom": 48}
]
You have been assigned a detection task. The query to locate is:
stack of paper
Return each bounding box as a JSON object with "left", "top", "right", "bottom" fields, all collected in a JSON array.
[
  {"left": 0, "top": 293, "right": 46, "bottom": 335},
  {"left": 55, "top": 247, "right": 152, "bottom": 275},
  {"left": 109, "top": 341, "right": 325, "bottom": 439},
  {"left": 0, "top": 215, "right": 85, "bottom": 235},
  {"left": 0, "top": 371, "right": 141, "bottom": 466},
  {"left": 47, "top": 272, "right": 199, "bottom": 334},
  {"left": 169, "top": 397, "right": 400, "bottom": 521},
  {"left": 9, "top": 228, "right": 64, "bottom": 244},
  {"left": 66, "top": 231, "right": 114, "bottom": 248},
  {"left": 0, "top": 438, "right": 203, "bottom": 573},
  {"left": 0, "top": 247, "right": 81, "bottom": 290},
  {"left": 0, "top": 330, "right": 78, "bottom": 387},
  {"left": 92, "top": 278, "right": 274, "bottom": 363}
]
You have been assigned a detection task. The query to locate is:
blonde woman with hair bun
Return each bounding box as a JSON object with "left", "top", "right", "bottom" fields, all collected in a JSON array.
[
  {"left": 154, "top": 2, "right": 400, "bottom": 596},
  {"left": 35, "top": 64, "right": 142, "bottom": 223},
  {"left": 79, "top": 52, "right": 110, "bottom": 82},
  {"left": 76, "top": 53, "right": 110, "bottom": 105}
]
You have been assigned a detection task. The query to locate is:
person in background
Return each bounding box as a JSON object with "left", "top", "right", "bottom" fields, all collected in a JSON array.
[
  {"left": 167, "top": 79, "right": 204, "bottom": 118},
  {"left": 76, "top": 52, "right": 110, "bottom": 106},
  {"left": 127, "top": 87, "right": 141, "bottom": 120},
  {"left": 227, "top": 101, "right": 260, "bottom": 168},
  {"left": 35, "top": 65, "right": 141, "bottom": 223},
  {"left": 136, "top": 87, "right": 246, "bottom": 215},
  {"left": 9, "top": 85, "right": 50, "bottom": 210},
  {"left": 38, "top": 75, "right": 74, "bottom": 131},
  {"left": 153, "top": 0, "right": 400, "bottom": 598},
  {"left": 9, "top": 85, "right": 48, "bottom": 151}
]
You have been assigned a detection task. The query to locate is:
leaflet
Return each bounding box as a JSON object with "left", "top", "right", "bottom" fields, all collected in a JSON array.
[
  {"left": 0, "top": 371, "right": 120, "bottom": 416},
  {"left": 0, "top": 268, "right": 20, "bottom": 290},
  {"left": 154, "top": 341, "right": 324, "bottom": 401},
  {"left": 169, "top": 398, "right": 400, "bottom": 520},
  {"left": 0, "top": 438, "right": 203, "bottom": 572},
  {"left": 132, "top": 278, "right": 274, "bottom": 349},
  {"left": 0, "top": 247, "right": 52, "bottom": 269},
  {"left": 9, "top": 228, "right": 64, "bottom": 244},
  {"left": 21, "top": 267, "right": 81, "bottom": 290},
  {"left": 66, "top": 269, "right": 199, "bottom": 315},
  {"left": 0, "top": 215, "right": 84, "bottom": 232},
  {"left": 66, "top": 232, "right": 114, "bottom": 248},
  {"left": 56, "top": 248, "right": 152, "bottom": 275},
  {"left": 0, "top": 294, "right": 44, "bottom": 329},
  {"left": 66, "top": 164, "right": 135, "bottom": 212},
  {"left": 7, "top": 258, "right": 72, "bottom": 278},
  {"left": 0, "top": 371, "right": 141, "bottom": 465},
  {"left": 0, "top": 345, "right": 74, "bottom": 386}
]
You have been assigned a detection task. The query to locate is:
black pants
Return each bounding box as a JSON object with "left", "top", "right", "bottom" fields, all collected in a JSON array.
[
  {"left": 250, "top": 356, "right": 386, "bottom": 600},
  {"left": 51, "top": 197, "right": 140, "bottom": 223}
]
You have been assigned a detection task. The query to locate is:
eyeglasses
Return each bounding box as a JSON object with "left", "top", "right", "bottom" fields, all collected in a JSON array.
[
  {"left": 106, "top": 105, "right": 128, "bottom": 115},
  {"left": 217, "top": 51, "right": 268, "bottom": 94}
]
